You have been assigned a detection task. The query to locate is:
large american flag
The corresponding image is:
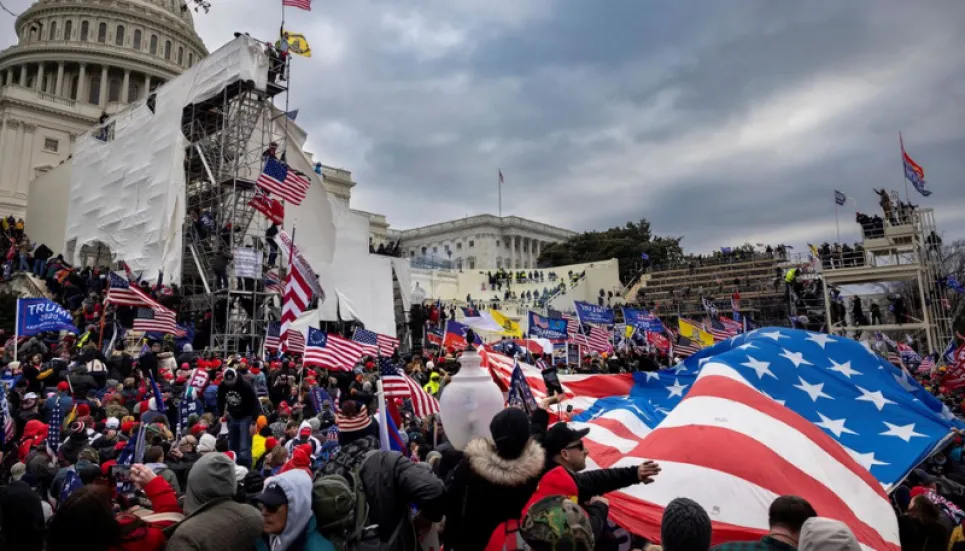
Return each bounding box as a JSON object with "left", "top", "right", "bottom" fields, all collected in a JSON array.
[
  {"left": 133, "top": 307, "right": 178, "bottom": 334},
  {"left": 707, "top": 317, "right": 737, "bottom": 342},
  {"left": 304, "top": 327, "right": 363, "bottom": 371},
  {"left": 379, "top": 358, "right": 439, "bottom": 418},
  {"left": 282, "top": 0, "right": 311, "bottom": 10},
  {"left": 353, "top": 327, "right": 399, "bottom": 358},
  {"left": 287, "top": 329, "right": 306, "bottom": 355},
  {"left": 584, "top": 325, "right": 611, "bottom": 353},
  {"left": 484, "top": 328, "right": 962, "bottom": 549},
  {"left": 256, "top": 158, "right": 310, "bottom": 205}
]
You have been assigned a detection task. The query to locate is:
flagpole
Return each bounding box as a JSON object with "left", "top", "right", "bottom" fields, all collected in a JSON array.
[
  {"left": 13, "top": 299, "right": 19, "bottom": 361},
  {"left": 835, "top": 202, "right": 840, "bottom": 244},
  {"left": 900, "top": 132, "right": 910, "bottom": 204},
  {"left": 497, "top": 170, "right": 502, "bottom": 219}
]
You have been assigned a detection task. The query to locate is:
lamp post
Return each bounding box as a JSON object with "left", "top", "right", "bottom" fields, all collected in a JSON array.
[{"left": 437, "top": 330, "right": 505, "bottom": 450}]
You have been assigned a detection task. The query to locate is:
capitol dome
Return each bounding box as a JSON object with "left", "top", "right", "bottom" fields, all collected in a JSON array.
[{"left": 0, "top": 0, "right": 208, "bottom": 217}]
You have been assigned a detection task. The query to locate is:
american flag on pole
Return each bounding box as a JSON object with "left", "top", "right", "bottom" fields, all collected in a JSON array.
[
  {"left": 256, "top": 158, "right": 310, "bottom": 205},
  {"left": 379, "top": 357, "right": 439, "bottom": 418},
  {"left": 106, "top": 272, "right": 165, "bottom": 309},
  {"left": 287, "top": 329, "right": 306, "bottom": 355},
  {"left": 353, "top": 327, "right": 399, "bottom": 358},
  {"left": 304, "top": 327, "right": 363, "bottom": 371},
  {"left": 707, "top": 317, "right": 736, "bottom": 342},
  {"left": 47, "top": 396, "right": 62, "bottom": 452},
  {"left": 584, "top": 325, "right": 611, "bottom": 353},
  {"left": 282, "top": 0, "right": 311, "bottom": 10},
  {"left": 264, "top": 321, "right": 281, "bottom": 352},
  {"left": 498, "top": 169, "right": 504, "bottom": 184},
  {"left": 133, "top": 307, "right": 178, "bottom": 334}
]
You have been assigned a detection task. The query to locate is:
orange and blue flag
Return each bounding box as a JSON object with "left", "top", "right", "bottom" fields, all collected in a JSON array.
[{"left": 901, "top": 133, "right": 931, "bottom": 197}]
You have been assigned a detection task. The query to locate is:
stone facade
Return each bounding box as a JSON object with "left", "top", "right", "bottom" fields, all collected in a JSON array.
[
  {"left": 387, "top": 215, "right": 576, "bottom": 270},
  {"left": 0, "top": 0, "right": 207, "bottom": 217}
]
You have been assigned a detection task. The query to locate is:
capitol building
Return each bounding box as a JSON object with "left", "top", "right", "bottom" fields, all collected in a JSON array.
[
  {"left": 0, "top": 0, "right": 207, "bottom": 217},
  {"left": 0, "top": 0, "right": 575, "bottom": 269}
]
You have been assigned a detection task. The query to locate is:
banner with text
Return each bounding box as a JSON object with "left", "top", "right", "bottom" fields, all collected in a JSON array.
[
  {"left": 17, "top": 298, "right": 79, "bottom": 337},
  {"left": 573, "top": 301, "right": 614, "bottom": 326},
  {"left": 528, "top": 312, "right": 568, "bottom": 340},
  {"left": 623, "top": 308, "right": 665, "bottom": 334}
]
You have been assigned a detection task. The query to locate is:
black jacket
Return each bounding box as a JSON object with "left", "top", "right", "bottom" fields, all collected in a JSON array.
[
  {"left": 443, "top": 438, "right": 546, "bottom": 551},
  {"left": 217, "top": 378, "right": 259, "bottom": 419},
  {"left": 68, "top": 368, "right": 99, "bottom": 399},
  {"left": 0, "top": 481, "right": 45, "bottom": 551}
]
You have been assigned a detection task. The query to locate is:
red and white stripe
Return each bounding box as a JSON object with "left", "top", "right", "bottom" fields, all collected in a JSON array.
[
  {"left": 280, "top": 262, "right": 312, "bottom": 353},
  {"left": 383, "top": 372, "right": 439, "bottom": 418},
  {"left": 336, "top": 406, "right": 370, "bottom": 432},
  {"left": 304, "top": 333, "right": 363, "bottom": 371},
  {"left": 106, "top": 282, "right": 164, "bottom": 310},
  {"left": 578, "top": 363, "right": 900, "bottom": 550},
  {"left": 133, "top": 308, "right": 177, "bottom": 334},
  {"left": 282, "top": 0, "right": 311, "bottom": 10},
  {"left": 287, "top": 330, "right": 305, "bottom": 355},
  {"left": 585, "top": 326, "right": 611, "bottom": 353}
]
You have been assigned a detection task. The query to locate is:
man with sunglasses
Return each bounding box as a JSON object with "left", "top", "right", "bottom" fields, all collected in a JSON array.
[{"left": 543, "top": 423, "right": 661, "bottom": 510}]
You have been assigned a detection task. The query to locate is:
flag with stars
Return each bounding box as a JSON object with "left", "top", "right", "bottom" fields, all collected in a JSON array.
[{"left": 549, "top": 327, "right": 960, "bottom": 549}]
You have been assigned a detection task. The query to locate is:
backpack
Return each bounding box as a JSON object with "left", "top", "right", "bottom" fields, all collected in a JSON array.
[
  {"left": 312, "top": 451, "right": 406, "bottom": 551},
  {"left": 486, "top": 518, "right": 530, "bottom": 551},
  {"left": 312, "top": 456, "right": 381, "bottom": 551}
]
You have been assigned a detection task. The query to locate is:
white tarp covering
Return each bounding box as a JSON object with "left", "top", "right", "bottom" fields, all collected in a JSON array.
[
  {"left": 297, "top": 199, "right": 395, "bottom": 336},
  {"left": 63, "top": 36, "right": 269, "bottom": 283},
  {"left": 390, "top": 257, "right": 412, "bottom": 310}
]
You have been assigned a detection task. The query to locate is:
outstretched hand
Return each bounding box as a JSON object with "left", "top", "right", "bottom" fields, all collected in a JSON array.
[{"left": 637, "top": 460, "right": 661, "bottom": 484}]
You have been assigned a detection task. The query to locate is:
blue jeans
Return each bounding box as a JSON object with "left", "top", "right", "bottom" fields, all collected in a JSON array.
[
  {"left": 18, "top": 253, "right": 29, "bottom": 271},
  {"left": 33, "top": 257, "right": 46, "bottom": 276},
  {"left": 228, "top": 415, "right": 252, "bottom": 468}
]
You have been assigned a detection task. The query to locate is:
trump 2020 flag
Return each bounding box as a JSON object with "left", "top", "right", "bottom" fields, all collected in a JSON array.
[
  {"left": 565, "top": 328, "right": 959, "bottom": 549},
  {"left": 507, "top": 361, "right": 538, "bottom": 414},
  {"left": 17, "top": 298, "right": 79, "bottom": 337}
]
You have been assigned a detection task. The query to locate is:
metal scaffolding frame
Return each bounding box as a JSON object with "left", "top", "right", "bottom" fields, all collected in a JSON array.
[
  {"left": 820, "top": 206, "right": 952, "bottom": 354},
  {"left": 179, "top": 69, "right": 290, "bottom": 354}
]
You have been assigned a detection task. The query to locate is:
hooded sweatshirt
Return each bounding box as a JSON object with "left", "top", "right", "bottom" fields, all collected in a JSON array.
[
  {"left": 798, "top": 518, "right": 861, "bottom": 551},
  {"left": 285, "top": 421, "right": 321, "bottom": 457},
  {"left": 257, "top": 470, "right": 335, "bottom": 551}
]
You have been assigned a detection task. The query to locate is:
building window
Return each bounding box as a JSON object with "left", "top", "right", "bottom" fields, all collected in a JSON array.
[
  {"left": 49, "top": 21, "right": 57, "bottom": 40},
  {"left": 115, "top": 25, "right": 124, "bottom": 46},
  {"left": 164, "top": 40, "right": 171, "bottom": 60},
  {"left": 80, "top": 21, "right": 88, "bottom": 41},
  {"left": 128, "top": 81, "right": 140, "bottom": 102},
  {"left": 456, "top": 242, "right": 462, "bottom": 250},
  {"left": 88, "top": 75, "right": 100, "bottom": 104},
  {"left": 421, "top": 247, "right": 427, "bottom": 256},
  {"left": 468, "top": 240, "right": 475, "bottom": 248},
  {"left": 64, "top": 20, "right": 72, "bottom": 40},
  {"left": 469, "top": 259, "right": 476, "bottom": 270},
  {"left": 177, "top": 46, "right": 183, "bottom": 65},
  {"left": 108, "top": 78, "right": 121, "bottom": 102},
  {"left": 432, "top": 246, "right": 438, "bottom": 254},
  {"left": 188, "top": 53, "right": 193, "bottom": 67},
  {"left": 133, "top": 29, "right": 141, "bottom": 49},
  {"left": 43, "top": 138, "right": 59, "bottom": 152},
  {"left": 149, "top": 35, "right": 157, "bottom": 54},
  {"left": 409, "top": 250, "right": 415, "bottom": 257},
  {"left": 97, "top": 22, "right": 106, "bottom": 43}
]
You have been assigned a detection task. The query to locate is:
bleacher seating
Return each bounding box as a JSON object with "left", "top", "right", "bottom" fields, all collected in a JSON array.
[{"left": 625, "top": 253, "right": 796, "bottom": 323}]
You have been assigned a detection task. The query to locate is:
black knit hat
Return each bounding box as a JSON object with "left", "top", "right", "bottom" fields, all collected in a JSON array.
[
  {"left": 660, "top": 497, "right": 712, "bottom": 551},
  {"left": 489, "top": 408, "right": 530, "bottom": 459}
]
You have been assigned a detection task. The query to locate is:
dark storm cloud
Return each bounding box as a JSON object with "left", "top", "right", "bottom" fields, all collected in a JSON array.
[{"left": 2, "top": 0, "right": 963, "bottom": 252}]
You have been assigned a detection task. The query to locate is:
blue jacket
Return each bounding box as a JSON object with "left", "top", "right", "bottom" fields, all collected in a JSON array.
[{"left": 255, "top": 516, "right": 335, "bottom": 551}]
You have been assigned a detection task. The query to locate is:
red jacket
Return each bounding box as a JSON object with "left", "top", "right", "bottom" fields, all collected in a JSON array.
[{"left": 111, "top": 476, "right": 183, "bottom": 551}]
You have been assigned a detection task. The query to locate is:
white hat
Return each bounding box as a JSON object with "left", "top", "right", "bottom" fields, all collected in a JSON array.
[
  {"left": 23, "top": 392, "right": 38, "bottom": 400},
  {"left": 105, "top": 417, "right": 120, "bottom": 429}
]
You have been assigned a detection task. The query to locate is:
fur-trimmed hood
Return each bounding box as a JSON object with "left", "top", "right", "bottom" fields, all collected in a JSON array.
[{"left": 465, "top": 437, "right": 545, "bottom": 487}]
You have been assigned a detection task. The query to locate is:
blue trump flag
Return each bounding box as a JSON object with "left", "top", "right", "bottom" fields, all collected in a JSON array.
[
  {"left": 573, "top": 301, "right": 614, "bottom": 325},
  {"left": 507, "top": 361, "right": 539, "bottom": 414},
  {"left": 528, "top": 312, "right": 568, "bottom": 340},
  {"left": 573, "top": 327, "right": 963, "bottom": 489},
  {"left": 16, "top": 298, "right": 79, "bottom": 337},
  {"left": 623, "top": 308, "right": 665, "bottom": 334}
]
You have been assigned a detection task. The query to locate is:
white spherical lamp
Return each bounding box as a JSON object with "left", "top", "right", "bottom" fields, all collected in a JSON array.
[{"left": 438, "top": 333, "right": 505, "bottom": 451}]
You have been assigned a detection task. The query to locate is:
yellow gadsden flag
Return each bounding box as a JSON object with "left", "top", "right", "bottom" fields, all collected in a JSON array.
[
  {"left": 283, "top": 32, "right": 312, "bottom": 57},
  {"left": 489, "top": 309, "right": 523, "bottom": 338},
  {"left": 678, "top": 319, "right": 714, "bottom": 347}
]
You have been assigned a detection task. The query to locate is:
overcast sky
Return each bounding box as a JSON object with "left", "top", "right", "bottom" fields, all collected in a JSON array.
[{"left": 3, "top": 0, "right": 964, "bottom": 253}]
